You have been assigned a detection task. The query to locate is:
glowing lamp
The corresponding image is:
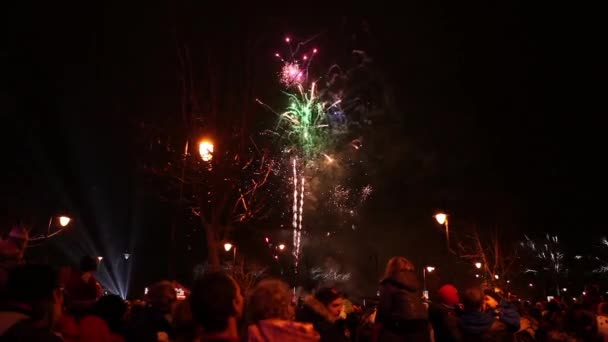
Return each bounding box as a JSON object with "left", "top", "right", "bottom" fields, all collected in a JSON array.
[
  {"left": 494, "top": 274, "right": 499, "bottom": 280},
  {"left": 97, "top": 256, "right": 103, "bottom": 262},
  {"left": 426, "top": 266, "right": 435, "bottom": 273},
  {"left": 199, "top": 140, "right": 214, "bottom": 161},
  {"left": 224, "top": 243, "right": 233, "bottom": 252},
  {"left": 59, "top": 216, "right": 71, "bottom": 227},
  {"left": 475, "top": 262, "right": 482, "bottom": 269},
  {"left": 278, "top": 244, "right": 286, "bottom": 251},
  {"left": 563, "top": 288, "right": 567, "bottom": 292},
  {"left": 434, "top": 213, "right": 447, "bottom": 225}
]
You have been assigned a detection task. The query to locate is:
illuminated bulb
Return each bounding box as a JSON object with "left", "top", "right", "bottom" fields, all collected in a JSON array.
[
  {"left": 224, "top": 243, "right": 233, "bottom": 252},
  {"left": 285, "top": 37, "right": 290, "bottom": 43},
  {"left": 59, "top": 216, "right": 71, "bottom": 227},
  {"left": 199, "top": 140, "right": 214, "bottom": 161},
  {"left": 313, "top": 48, "right": 317, "bottom": 53},
  {"left": 475, "top": 262, "right": 482, "bottom": 269},
  {"left": 494, "top": 274, "right": 499, "bottom": 279},
  {"left": 278, "top": 244, "right": 285, "bottom": 251},
  {"left": 303, "top": 55, "right": 307, "bottom": 60},
  {"left": 426, "top": 266, "right": 435, "bottom": 273},
  {"left": 434, "top": 213, "right": 447, "bottom": 225}
]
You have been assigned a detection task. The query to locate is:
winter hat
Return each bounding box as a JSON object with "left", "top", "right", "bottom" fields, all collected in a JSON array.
[{"left": 437, "top": 284, "right": 459, "bottom": 306}]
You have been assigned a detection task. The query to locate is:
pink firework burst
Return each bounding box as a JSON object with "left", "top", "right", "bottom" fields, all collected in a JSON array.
[{"left": 281, "top": 62, "right": 304, "bottom": 87}]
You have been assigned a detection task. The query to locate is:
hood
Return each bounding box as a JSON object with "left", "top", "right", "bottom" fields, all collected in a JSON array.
[
  {"left": 380, "top": 271, "right": 419, "bottom": 292},
  {"left": 302, "top": 295, "right": 337, "bottom": 323},
  {"left": 249, "top": 319, "right": 320, "bottom": 342},
  {"left": 459, "top": 311, "right": 494, "bottom": 335}
]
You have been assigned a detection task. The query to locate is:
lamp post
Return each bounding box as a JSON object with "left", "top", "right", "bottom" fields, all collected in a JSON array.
[
  {"left": 423, "top": 266, "right": 435, "bottom": 299},
  {"left": 434, "top": 213, "right": 450, "bottom": 251}
]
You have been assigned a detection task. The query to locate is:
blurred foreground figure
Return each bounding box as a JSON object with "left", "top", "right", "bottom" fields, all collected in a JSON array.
[
  {"left": 376, "top": 256, "right": 430, "bottom": 342},
  {"left": 458, "top": 287, "right": 519, "bottom": 342},
  {"left": 126, "top": 281, "right": 176, "bottom": 342},
  {"left": 190, "top": 271, "right": 243, "bottom": 342},
  {"left": 297, "top": 286, "right": 352, "bottom": 342},
  {"left": 0, "top": 264, "right": 63, "bottom": 341},
  {"left": 248, "top": 279, "right": 319, "bottom": 342},
  {"left": 65, "top": 256, "right": 102, "bottom": 317},
  {"left": 0, "top": 225, "right": 29, "bottom": 292},
  {"left": 428, "top": 284, "right": 462, "bottom": 342}
]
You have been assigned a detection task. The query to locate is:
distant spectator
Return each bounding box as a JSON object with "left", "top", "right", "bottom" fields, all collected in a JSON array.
[
  {"left": 428, "top": 284, "right": 462, "bottom": 342},
  {"left": 459, "top": 287, "right": 520, "bottom": 342},
  {"left": 190, "top": 272, "right": 243, "bottom": 342},
  {"left": 296, "top": 286, "right": 351, "bottom": 342},
  {"left": 0, "top": 264, "right": 63, "bottom": 341},
  {"left": 249, "top": 279, "right": 319, "bottom": 342}
]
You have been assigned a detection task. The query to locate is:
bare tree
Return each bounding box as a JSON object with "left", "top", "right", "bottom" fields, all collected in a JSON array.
[{"left": 456, "top": 227, "right": 519, "bottom": 286}]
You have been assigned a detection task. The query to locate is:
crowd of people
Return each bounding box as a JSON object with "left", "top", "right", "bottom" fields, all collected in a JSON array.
[{"left": 1, "top": 226, "right": 608, "bottom": 341}]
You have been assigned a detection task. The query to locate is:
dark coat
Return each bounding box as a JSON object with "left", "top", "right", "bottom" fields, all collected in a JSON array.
[
  {"left": 428, "top": 303, "right": 462, "bottom": 342},
  {"left": 377, "top": 271, "right": 428, "bottom": 323},
  {"left": 296, "top": 296, "right": 351, "bottom": 342},
  {"left": 376, "top": 271, "right": 430, "bottom": 341}
]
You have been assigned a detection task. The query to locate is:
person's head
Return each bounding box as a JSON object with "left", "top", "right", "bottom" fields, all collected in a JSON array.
[
  {"left": 190, "top": 272, "right": 243, "bottom": 334},
  {"left": 6, "top": 264, "right": 63, "bottom": 325},
  {"left": 94, "top": 295, "right": 127, "bottom": 332},
  {"left": 462, "top": 287, "right": 484, "bottom": 312},
  {"left": 315, "top": 287, "right": 343, "bottom": 319},
  {"left": 79, "top": 256, "right": 98, "bottom": 273},
  {"left": 247, "top": 279, "right": 293, "bottom": 323},
  {"left": 384, "top": 256, "right": 414, "bottom": 278},
  {"left": 148, "top": 281, "right": 177, "bottom": 313},
  {"left": 437, "top": 284, "right": 459, "bottom": 306}
]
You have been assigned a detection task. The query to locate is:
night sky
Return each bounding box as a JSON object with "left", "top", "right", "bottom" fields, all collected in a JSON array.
[{"left": 3, "top": 2, "right": 606, "bottom": 294}]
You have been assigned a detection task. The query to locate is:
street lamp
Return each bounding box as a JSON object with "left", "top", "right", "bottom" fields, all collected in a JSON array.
[
  {"left": 199, "top": 140, "right": 214, "bottom": 162},
  {"left": 434, "top": 213, "right": 450, "bottom": 250},
  {"left": 475, "top": 262, "right": 482, "bottom": 269},
  {"left": 494, "top": 274, "right": 499, "bottom": 280},
  {"left": 563, "top": 288, "right": 567, "bottom": 292},
  {"left": 423, "top": 266, "right": 435, "bottom": 299},
  {"left": 278, "top": 244, "right": 286, "bottom": 251},
  {"left": 97, "top": 256, "right": 103, "bottom": 262}
]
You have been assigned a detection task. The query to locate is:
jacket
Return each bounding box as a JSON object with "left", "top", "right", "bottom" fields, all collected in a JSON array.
[
  {"left": 459, "top": 301, "right": 520, "bottom": 342},
  {"left": 296, "top": 296, "right": 351, "bottom": 342},
  {"left": 377, "top": 271, "right": 428, "bottom": 323},
  {"left": 248, "top": 319, "right": 320, "bottom": 342}
]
